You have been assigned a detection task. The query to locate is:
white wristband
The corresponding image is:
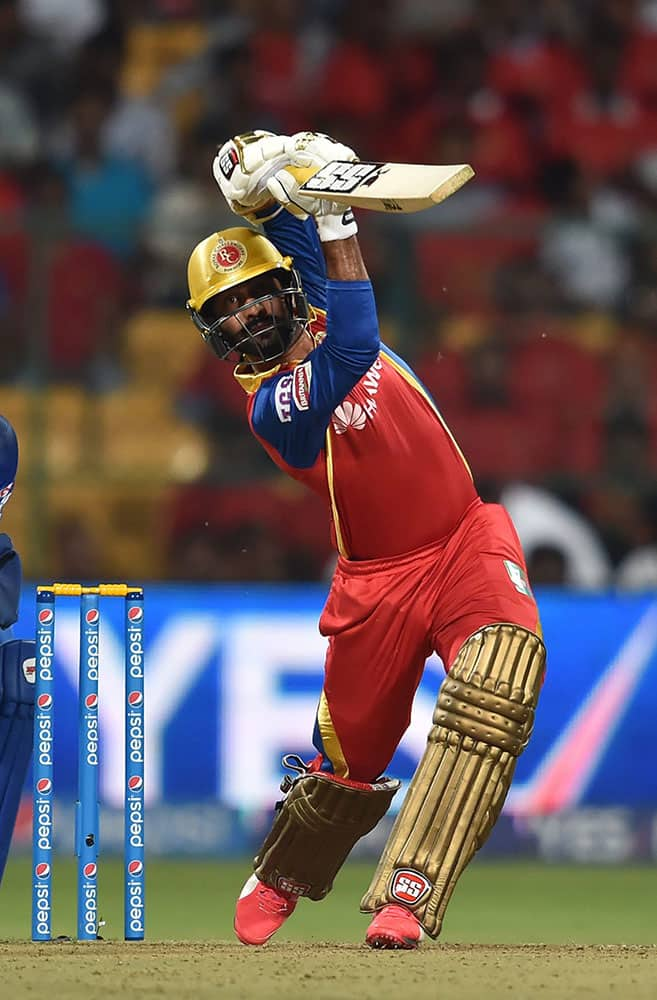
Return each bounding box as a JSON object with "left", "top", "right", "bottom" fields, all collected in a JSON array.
[{"left": 316, "top": 208, "right": 358, "bottom": 242}]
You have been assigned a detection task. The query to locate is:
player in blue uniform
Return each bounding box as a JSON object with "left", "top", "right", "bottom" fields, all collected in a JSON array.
[
  {"left": 186, "top": 132, "right": 546, "bottom": 948},
  {"left": 0, "top": 415, "right": 36, "bottom": 885}
]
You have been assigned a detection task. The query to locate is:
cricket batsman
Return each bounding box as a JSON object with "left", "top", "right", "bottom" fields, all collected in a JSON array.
[
  {"left": 0, "top": 415, "right": 36, "bottom": 885},
  {"left": 185, "top": 131, "right": 546, "bottom": 948}
]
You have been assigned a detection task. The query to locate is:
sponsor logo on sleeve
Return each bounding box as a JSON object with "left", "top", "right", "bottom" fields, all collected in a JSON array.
[
  {"left": 292, "top": 361, "right": 312, "bottom": 411},
  {"left": 274, "top": 374, "right": 293, "bottom": 423}
]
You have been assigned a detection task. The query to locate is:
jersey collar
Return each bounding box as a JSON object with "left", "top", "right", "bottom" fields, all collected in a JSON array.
[
  {"left": 232, "top": 306, "right": 325, "bottom": 395},
  {"left": 233, "top": 362, "right": 282, "bottom": 395}
]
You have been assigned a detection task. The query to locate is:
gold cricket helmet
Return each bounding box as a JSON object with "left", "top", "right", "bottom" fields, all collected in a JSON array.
[{"left": 186, "top": 227, "right": 309, "bottom": 362}]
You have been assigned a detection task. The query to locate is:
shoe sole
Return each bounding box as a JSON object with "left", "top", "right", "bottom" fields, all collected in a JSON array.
[{"left": 366, "top": 932, "right": 420, "bottom": 950}]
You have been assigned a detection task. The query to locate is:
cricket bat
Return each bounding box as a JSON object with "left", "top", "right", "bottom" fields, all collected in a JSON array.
[{"left": 287, "top": 160, "right": 475, "bottom": 213}]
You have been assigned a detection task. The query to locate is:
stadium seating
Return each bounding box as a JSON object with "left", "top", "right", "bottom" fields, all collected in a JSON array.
[
  {"left": 120, "top": 20, "right": 205, "bottom": 97},
  {"left": 416, "top": 230, "right": 538, "bottom": 311},
  {"left": 121, "top": 309, "right": 204, "bottom": 390},
  {"left": 96, "top": 386, "right": 210, "bottom": 482}
]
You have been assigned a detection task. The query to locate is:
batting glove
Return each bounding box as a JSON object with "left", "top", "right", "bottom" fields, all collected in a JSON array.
[
  {"left": 212, "top": 130, "right": 291, "bottom": 223},
  {"left": 266, "top": 131, "right": 359, "bottom": 242},
  {"left": 285, "top": 131, "right": 358, "bottom": 170}
]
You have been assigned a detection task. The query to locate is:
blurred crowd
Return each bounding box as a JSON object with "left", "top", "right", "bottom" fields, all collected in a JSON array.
[{"left": 2, "top": 0, "right": 657, "bottom": 589}]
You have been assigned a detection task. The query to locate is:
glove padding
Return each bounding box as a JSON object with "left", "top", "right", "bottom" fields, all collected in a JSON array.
[
  {"left": 266, "top": 131, "right": 359, "bottom": 242},
  {"left": 284, "top": 131, "right": 358, "bottom": 171},
  {"left": 213, "top": 130, "right": 290, "bottom": 222}
]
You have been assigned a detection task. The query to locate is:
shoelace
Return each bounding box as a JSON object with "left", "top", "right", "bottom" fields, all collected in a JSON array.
[{"left": 257, "top": 885, "right": 295, "bottom": 915}]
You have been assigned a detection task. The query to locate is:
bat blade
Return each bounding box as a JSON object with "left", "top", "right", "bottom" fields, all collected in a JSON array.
[{"left": 296, "top": 161, "right": 475, "bottom": 213}]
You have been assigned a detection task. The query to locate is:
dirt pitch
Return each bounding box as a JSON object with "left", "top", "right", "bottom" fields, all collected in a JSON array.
[{"left": 2, "top": 941, "right": 656, "bottom": 999}]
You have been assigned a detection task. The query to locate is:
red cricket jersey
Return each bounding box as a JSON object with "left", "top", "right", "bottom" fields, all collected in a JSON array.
[{"left": 230, "top": 211, "right": 478, "bottom": 559}]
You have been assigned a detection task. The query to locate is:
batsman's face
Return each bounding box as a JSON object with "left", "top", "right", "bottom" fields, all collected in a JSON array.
[
  {"left": 205, "top": 274, "right": 287, "bottom": 351},
  {"left": 195, "top": 265, "right": 310, "bottom": 365}
]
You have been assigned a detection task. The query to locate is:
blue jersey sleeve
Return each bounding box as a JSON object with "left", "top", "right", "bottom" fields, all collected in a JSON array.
[
  {"left": 261, "top": 210, "right": 327, "bottom": 310},
  {"left": 250, "top": 280, "right": 379, "bottom": 468}
]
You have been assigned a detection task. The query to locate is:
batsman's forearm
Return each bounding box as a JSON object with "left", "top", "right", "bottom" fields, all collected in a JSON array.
[{"left": 323, "top": 236, "right": 369, "bottom": 281}]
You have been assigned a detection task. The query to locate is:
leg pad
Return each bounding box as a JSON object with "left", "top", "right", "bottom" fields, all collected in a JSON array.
[
  {"left": 360, "top": 624, "right": 545, "bottom": 936},
  {"left": 256, "top": 768, "right": 399, "bottom": 900}
]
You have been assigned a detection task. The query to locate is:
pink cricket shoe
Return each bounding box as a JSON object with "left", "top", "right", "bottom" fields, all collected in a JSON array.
[
  {"left": 234, "top": 874, "right": 298, "bottom": 945},
  {"left": 365, "top": 904, "right": 425, "bottom": 950}
]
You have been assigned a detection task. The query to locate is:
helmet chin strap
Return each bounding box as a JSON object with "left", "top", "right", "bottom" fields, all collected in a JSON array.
[
  {"left": 294, "top": 326, "right": 317, "bottom": 358},
  {"left": 306, "top": 326, "right": 320, "bottom": 349}
]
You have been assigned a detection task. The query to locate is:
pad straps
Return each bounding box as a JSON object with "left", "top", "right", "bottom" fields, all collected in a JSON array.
[{"left": 255, "top": 758, "right": 400, "bottom": 900}]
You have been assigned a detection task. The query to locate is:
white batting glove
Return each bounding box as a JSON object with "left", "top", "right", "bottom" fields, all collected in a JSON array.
[
  {"left": 285, "top": 131, "right": 358, "bottom": 170},
  {"left": 266, "top": 131, "right": 359, "bottom": 242},
  {"left": 212, "top": 130, "right": 291, "bottom": 222}
]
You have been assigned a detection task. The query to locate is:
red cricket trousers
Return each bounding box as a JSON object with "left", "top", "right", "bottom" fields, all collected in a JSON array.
[{"left": 313, "top": 498, "right": 541, "bottom": 782}]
